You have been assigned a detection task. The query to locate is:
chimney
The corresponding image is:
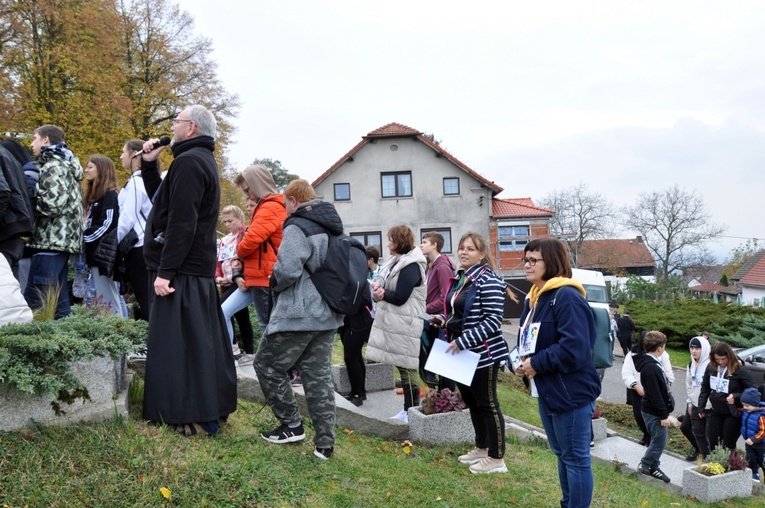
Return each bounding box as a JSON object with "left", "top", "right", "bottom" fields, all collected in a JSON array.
[{"left": 636, "top": 235, "right": 643, "bottom": 243}]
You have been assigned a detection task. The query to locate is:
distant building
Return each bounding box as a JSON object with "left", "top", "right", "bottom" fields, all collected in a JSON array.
[
  {"left": 682, "top": 265, "right": 724, "bottom": 289},
  {"left": 491, "top": 197, "right": 554, "bottom": 278},
  {"left": 311, "top": 122, "right": 554, "bottom": 318},
  {"left": 731, "top": 250, "right": 765, "bottom": 307},
  {"left": 577, "top": 236, "right": 656, "bottom": 276}
]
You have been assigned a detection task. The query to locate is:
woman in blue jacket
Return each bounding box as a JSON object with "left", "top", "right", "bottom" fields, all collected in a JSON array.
[{"left": 514, "top": 237, "right": 600, "bottom": 508}]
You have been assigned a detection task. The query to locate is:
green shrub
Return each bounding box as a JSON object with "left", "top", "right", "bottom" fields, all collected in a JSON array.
[
  {"left": 619, "top": 299, "right": 765, "bottom": 349},
  {"left": 0, "top": 306, "right": 147, "bottom": 398}
]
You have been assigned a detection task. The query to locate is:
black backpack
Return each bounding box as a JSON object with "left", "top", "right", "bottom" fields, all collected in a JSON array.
[{"left": 308, "top": 234, "right": 369, "bottom": 315}]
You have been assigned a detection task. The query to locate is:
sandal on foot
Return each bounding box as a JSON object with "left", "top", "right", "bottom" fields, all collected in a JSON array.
[{"left": 182, "top": 422, "right": 209, "bottom": 437}]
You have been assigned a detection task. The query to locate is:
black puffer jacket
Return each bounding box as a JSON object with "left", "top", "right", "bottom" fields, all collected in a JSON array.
[
  {"left": 698, "top": 363, "right": 754, "bottom": 415},
  {"left": 0, "top": 146, "right": 34, "bottom": 242}
]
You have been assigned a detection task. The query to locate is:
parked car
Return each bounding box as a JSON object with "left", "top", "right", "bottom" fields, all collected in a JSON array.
[{"left": 736, "top": 344, "right": 765, "bottom": 386}]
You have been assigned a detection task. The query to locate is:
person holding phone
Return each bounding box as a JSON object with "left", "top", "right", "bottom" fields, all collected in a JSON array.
[{"left": 431, "top": 232, "right": 515, "bottom": 474}]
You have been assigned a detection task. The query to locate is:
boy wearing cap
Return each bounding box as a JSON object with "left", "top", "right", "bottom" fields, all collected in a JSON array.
[{"left": 740, "top": 387, "right": 765, "bottom": 482}]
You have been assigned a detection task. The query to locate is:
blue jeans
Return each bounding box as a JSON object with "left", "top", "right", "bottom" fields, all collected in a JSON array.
[
  {"left": 220, "top": 286, "right": 270, "bottom": 343},
  {"left": 641, "top": 411, "right": 668, "bottom": 470},
  {"left": 24, "top": 252, "right": 71, "bottom": 319},
  {"left": 539, "top": 398, "right": 595, "bottom": 508}
]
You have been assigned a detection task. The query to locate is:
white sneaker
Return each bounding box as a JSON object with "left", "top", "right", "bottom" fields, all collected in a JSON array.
[
  {"left": 390, "top": 409, "right": 408, "bottom": 423},
  {"left": 469, "top": 457, "right": 508, "bottom": 474},
  {"left": 458, "top": 447, "right": 489, "bottom": 464},
  {"left": 238, "top": 353, "right": 255, "bottom": 367}
]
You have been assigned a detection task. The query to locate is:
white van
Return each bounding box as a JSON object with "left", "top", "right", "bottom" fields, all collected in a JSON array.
[{"left": 572, "top": 268, "right": 609, "bottom": 312}]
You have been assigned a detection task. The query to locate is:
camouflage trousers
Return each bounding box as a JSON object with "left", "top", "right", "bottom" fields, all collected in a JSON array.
[{"left": 254, "top": 329, "right": 336, "bottom": 448}]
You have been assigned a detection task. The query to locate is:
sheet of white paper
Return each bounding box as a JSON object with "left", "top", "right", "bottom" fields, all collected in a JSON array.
[{"left": 424, "top": 339, "right": 480, "bottom": 386}]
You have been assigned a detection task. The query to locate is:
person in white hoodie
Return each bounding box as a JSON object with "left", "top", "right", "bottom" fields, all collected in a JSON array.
[
  {"left": 622, "top": 331, "right": 675, "bottom": 446},
  {"left": 677, "top": 336, "right": 711, "bottom": 461}
]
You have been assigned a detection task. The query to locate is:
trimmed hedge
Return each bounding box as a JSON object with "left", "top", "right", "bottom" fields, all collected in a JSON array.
[{"left": 622, "top": 299, "right": 765, "bottom": 349}]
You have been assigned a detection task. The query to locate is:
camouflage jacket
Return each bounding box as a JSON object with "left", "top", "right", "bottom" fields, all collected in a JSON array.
[{"left": 27, "top": 147, "right": 84, "bottom": 254}]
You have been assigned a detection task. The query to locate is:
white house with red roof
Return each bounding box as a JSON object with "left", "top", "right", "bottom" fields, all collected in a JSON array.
[
  {"left": 736, "top": 254, "right": 765, "bottom": 307},
  {"left": 312, "top": 123, "right": 551, "bottom": 266}
]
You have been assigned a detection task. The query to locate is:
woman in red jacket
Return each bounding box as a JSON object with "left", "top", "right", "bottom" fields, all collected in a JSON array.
[{"left": 220, "top": 164, "right": 286, "bottom": 344}]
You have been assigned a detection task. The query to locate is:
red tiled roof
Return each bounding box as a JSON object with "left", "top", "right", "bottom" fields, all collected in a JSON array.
[
  {"left": 492, "top": 197, "right": 554, "bottom": 217},
  {"left": 312, "top": 123, "right": 503, "bottom": 195},
  {"left": 691, "top": 282, "right": 726, "bottom": 293},
  {"left": 732, "top": 250, "right": 765, "bottom": 281},
  {"left": 366, "top": 122, "right": 421, "bottom": 137},
  {"left": 739, "top": 255, "right": 765, "bottom": 288},
  {"left": 577, "top": 238, "right": 656, "bottom": 270}
]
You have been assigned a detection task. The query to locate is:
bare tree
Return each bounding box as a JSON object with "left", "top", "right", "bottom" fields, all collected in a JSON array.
[
  {"left": 623, "top": 185, "right": 725, "bottom": 290},
  {"left": 539, "top": 183, "right": 615, "bottom": 266}
]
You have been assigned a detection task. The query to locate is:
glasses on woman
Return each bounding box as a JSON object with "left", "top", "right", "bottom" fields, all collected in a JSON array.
[{"left": 522, "top": 256, "right": 543, "bottom": 266}]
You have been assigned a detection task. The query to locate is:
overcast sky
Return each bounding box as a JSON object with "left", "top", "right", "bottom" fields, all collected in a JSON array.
[{"left": 182, "top": 0, "right": 765, "bottom": 262}]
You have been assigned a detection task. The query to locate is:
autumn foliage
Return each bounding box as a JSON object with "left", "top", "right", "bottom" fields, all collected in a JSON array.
[{"left": 0, "top": 0, "right": 239, "bottom": 183}]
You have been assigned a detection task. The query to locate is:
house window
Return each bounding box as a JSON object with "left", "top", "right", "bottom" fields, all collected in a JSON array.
[
  {"left": 334, "top": 183, "right": 350, "bottom": 201},
  {"left": 381, "top": 172, "right": 412, "bottom": 198},
  {"left": 498, "top": 225, "right": 530, "bottom": 252},
  {"left": 443, "top": 177, "right": 460, "bottom": 196},
  {"left": 420, "top": 228, "right": 452, "bottom": 254},
  {"left": 350, "top": 232, "right": 382, "bottom": 259}
]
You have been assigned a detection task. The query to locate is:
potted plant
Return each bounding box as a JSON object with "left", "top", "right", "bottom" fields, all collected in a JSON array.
[
  {"left": 0, "top": 304, "right": 146, "bottom": 431},
  {"left": 408, "top": 388, "right": 473, "bottom": 445},
  {"left": 682, "top": 447, "right": 752, "bottom": 503}
]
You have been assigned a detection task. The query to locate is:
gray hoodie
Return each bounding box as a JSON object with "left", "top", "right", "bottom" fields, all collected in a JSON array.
[{"left": 266, "top": 199, "right": 345, "bottom": 335}]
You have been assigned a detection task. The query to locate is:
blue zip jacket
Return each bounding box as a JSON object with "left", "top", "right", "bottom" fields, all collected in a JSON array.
[{"left": 518, "top": 285, "right": 601, "bottom": 413}]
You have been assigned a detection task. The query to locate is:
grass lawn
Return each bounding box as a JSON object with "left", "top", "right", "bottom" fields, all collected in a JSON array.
[{"left": 0, "top": 339, "right": 761, "bottom": 507}]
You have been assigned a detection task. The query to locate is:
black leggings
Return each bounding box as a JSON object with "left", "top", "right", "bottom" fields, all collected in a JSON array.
[
  {"left": 706, "top": 410, "right": 741, "bottom": 451},
  {"left": 457, "top": 363, "right": 505, "bottom": 459},
  {"left": 341, "top": 326, "right": 370, "bottom": 397},
  {"left": 122, "top": 247, "right": 150, "bottom": 321},
  {"left": 628, "top": 389, "right": 649, "bottom": 440},
  {"left": 220, "top": 284, "right": 255, "bottom": 354},
  {"left": 680, "top": 404, "right": 710, "bottom": 455}
]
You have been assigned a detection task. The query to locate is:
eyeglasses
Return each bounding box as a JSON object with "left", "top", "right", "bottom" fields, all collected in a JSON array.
[
  {"left": 172, "top": 118, "right": 192, "bottom": 124},
  {"left": 522, "top": 256, "right": 543, "bottom": 266}
]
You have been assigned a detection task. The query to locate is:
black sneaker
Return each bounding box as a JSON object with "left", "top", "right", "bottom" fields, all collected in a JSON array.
[
  {"left": 260, "top": 423, "right": 305, "bottom": 444},
  {"left": 345, "top": 394, "right": 363, "bottom": 407},
  {"left": 639, "top": 464, "right": 670, "bottom": 483},
  {"left": 314, "top": 447, "right": 334, "bottom": 460},
  {"left": 684, "top": 449, "right": 700, "bottom": 462}
]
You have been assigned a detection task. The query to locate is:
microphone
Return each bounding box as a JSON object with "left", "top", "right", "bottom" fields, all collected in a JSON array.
[{"left": 133, "top": 136, "right": 171, "bottom": 157}]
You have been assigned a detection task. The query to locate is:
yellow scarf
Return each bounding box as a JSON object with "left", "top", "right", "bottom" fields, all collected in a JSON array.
[{"left": 527, "top": 276, "right": 587, "bottom": 309}]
